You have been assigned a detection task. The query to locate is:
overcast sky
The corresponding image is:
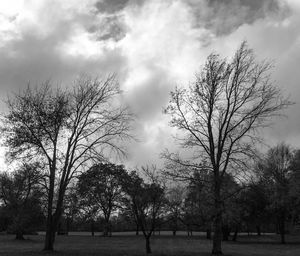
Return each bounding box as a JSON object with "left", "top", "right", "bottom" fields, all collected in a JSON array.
[{"left": 0, "top": 0, "right": 299, "bottom": 169}]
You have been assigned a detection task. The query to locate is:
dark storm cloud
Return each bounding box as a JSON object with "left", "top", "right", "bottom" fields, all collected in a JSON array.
[
  {"left": 0, "top": 0, "right": 299, "bottom": 168},
  {"left": 93, "top": 0, "right": 148, "bottom": 42},
  {"left": 0, "top": 38, "right": 125, "bottom": 94},
  {"left": 95, "top": 0, "right": 130, "bottom": 13},
  {"left": 187, "top": 0, "right": 290, "bottom": 36},
  {"left": 0, "top": 20, "right": 126, "bottom": 100},
  {"left": 93, "top": 0, "right": 290, "bottom": 41},
  {"left": 94, "top": 16, "right": 126, "bottom": 42},
  {"left": 95, "top": 0, "right": 147, "bottom": 14}
]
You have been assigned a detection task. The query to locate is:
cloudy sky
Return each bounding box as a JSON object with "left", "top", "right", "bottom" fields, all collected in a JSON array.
[{"left": 0, "top": 0, "right": 299, "bottom": 168}]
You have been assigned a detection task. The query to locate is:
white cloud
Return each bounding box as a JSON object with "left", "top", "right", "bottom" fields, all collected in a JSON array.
[
  {"left": 115, "top": 0, "right": 213, "bottom": 166},
  {"left": 120, "top": 0, "right": 210, "bottom": 91},
  {"left": 0, "top": 0, "right": 300, "bottom": 169},
  {"left": 205, "top": 0, "right": 300, "bottom": 149}
]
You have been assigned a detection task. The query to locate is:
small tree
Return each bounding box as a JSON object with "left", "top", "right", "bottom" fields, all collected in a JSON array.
[
  {"left": 77, "top": 162, "right": 126, "bottom": 236},
  {"left": 164, "top": 42, "right": 291, "bottom": 255},
  {"left": 2, "top": 75, "right": 133, "bottom": 250},
  {"left": 121, "top": 169, "right": 166, "bottom": 254}
]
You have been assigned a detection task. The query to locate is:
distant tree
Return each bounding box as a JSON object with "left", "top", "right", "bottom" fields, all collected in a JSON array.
[
  {"left": 2, "top": 75, "right": 133, "bottom": 250},
  {"left": 0, "top": 206, "right": 10, "bottom": 232},
  {"left": 77, "top": 162, "right": 126, "bottom": 236},
  {"left": 0, "top": 163, "right": 44, "bottom": 240},
  {"left": 239, "top": 180, "right": 270, "bottom": 237},
  {"left": 289, "top": 149, "right": 300, "bottom": 227},
  {"left": 77, "top": 198, "right": 99, "bottom": 236},
  {"left": 183, "top": 170, "right": 242, "bottom": 241},
  {"left": 220, "top": 174, "right": 242, "bottom": 241},
  {"left": 121, "top": 168, "right": 166, "bottom": 254},
  {"left": 183, "top": 170, "right": 214, "bottom": 238},
  {"left": 120, "top": 200, "right": 140, "bottom": 235},
  {"left": 259, "top": 143, "right": 293, "bottom": 244},
  {"left": 166, "top": 185, "right": 185, "bottom": 236},
  {"left": 163, "top": 42, "right": 291, "bottom": 255},
  {"left": 59, "top": 185, "right": 80, "bottom": 235}
]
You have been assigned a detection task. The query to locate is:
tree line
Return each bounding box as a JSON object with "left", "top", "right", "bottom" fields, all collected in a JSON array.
[
  {"left": 0, "top": 42, "right": 294, "bottom": 255},
  {"left": 1, "top": 146, "right": 300, "bottom": 253}
]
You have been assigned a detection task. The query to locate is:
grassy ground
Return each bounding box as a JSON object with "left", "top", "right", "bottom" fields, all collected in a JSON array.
[{"left": 0, "top": 233, "right": 300, "bottom": 256}]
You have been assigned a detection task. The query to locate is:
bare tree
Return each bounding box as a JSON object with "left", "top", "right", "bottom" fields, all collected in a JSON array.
[
  {"left": 163, "top": 42, "right": 291, "bottom": 255},
  {"left": 2, "top": 75, "right": 133, "bottom": 251}
]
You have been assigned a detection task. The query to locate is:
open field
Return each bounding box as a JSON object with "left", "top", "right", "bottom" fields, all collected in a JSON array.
[{"left": 1, "top": 233, "right": 300, "bottom": 256}]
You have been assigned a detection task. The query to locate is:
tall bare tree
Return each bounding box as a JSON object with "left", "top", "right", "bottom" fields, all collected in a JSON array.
[
  {"left": 2, "top": 75, "right": 133, "bottom": 250},
  {"left": 163, "top": 42, "right": 291, "bottom": 255}
]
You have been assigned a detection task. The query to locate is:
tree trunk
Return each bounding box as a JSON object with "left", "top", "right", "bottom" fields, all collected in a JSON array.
[
  {"left": 206, "top": 228, "right": 211, "bottom": 240},
  {"left": 136, "top": 223, "right": 139, "bottom": 235},
  {"left": 103, "top": 216, "right": 111, "bottom": 237},
  {"left": 280, "top": 229, "right": 285, "bottom": 244},
  {"left": 66, "top": 217, "right": 71, "bottom": 235},
  {"left": 44, "top": 196, "right": 64, "bottom": 250},
  {"left": 256, "top": 225, "right": 261, "bottom": 236},
  {"left": 15, "top": 230, "right": 24, "bottom": 240},
  {"left": 232, "top": 226, "right": 238, "bottom": 242},
  {"left": 279, "top": 214, "right": 285, "bottom": 244},
  {"left": 103, "top": 224, "right": 108, "bottom": 237},
  {"left": 222, "top": 224, "right": 230, "bottom": 241},
  {"left": 212, "top": 178, "right": 222, "bottom": 255},
  {"left": 57, "top": 221, "right": 62, "bottom": 235},
  {"left": 172, "top": 218, "right": 177, "bottom": 236},
  {"left": 44, "top": 166, "right": 56, "bottom": 251},
  {"left": 145, "top": 236, "right": 151, "bottom": 254},
  {"left": 44, "top": 219, "right": 56, "bottom": 251},
  {"left": 15, "top": 217, "right": 25, "bottom": 240},
  {"left": 187, "top": 225, "right": 193, "bottom": 237},
  {"left": 91, "top": 220, "right": 95, "bottom": 237}
]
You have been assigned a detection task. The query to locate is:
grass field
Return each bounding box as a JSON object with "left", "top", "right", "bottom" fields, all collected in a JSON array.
[{"left": 1, "top": 233, "right": 300, "bottom": 256}]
